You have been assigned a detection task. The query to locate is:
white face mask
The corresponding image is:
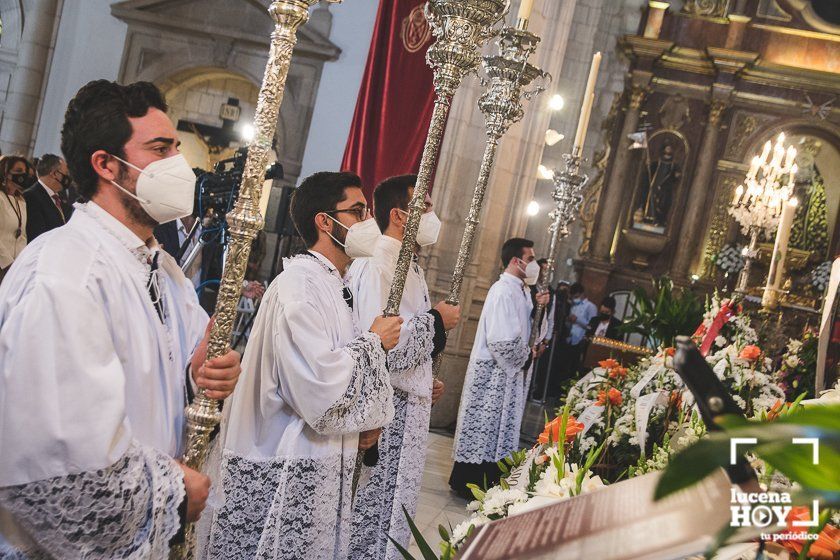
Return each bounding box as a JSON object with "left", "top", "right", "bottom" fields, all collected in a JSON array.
[
  {"left": 324, "top": 215, "right": 380, "bottom": 259},
  {"left": 516, "top": 258, "right": 541, "bottom": 285},
  {"left": 399, "top": 209, "right": 441, "bottom": 247},
  {"left": 110, "top": 154, "right": 195, "bottom": 224}
]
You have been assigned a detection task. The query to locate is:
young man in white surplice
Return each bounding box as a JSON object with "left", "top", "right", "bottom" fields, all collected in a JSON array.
[
  {"left": 199, "top": 171, "right": 403, "bottom": 560},
  {"left": 0, "top": 80, "right": 242, "bottom": 558},
  {"left": 347, "top": 175, "right": 461, "bottom": 559},
  {"left": 450, "top": 238, "right": 549, "bottom": 499}
]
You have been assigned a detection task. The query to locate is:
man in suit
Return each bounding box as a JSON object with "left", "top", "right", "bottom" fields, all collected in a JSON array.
[
  {"left": 24, "top": 154, "right": 72, "bottom": 241},
  {"left": 587, "top": 295, "right": 623, "bottom": 340}
]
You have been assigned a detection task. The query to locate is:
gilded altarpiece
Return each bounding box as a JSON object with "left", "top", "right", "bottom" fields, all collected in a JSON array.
[{"left": 577, "top": 0, "right": 840, "bottom": 308}]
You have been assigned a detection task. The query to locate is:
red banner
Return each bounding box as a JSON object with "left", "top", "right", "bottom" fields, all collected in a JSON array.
[{"left": 341, "top": 0, "right": 437, "bottom": 200}]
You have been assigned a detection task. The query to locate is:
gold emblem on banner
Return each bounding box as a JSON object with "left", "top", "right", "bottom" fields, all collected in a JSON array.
[{"left": 402, "top": 4, "right": 431, "bottom": 53}]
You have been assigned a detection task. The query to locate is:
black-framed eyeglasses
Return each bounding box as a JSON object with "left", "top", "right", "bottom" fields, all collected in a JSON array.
[{"left": 323, "top": 206, "right": 370, "bottom": 222}]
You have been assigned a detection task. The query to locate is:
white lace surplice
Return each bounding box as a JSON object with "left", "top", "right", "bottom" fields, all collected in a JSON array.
[
  {"left": 0, "top": 202, "right": 207, "bottom": 558},
  {"left": 347, "top": 236, "right": 436, "bottom": 560},
  {"left": 200, "top": 252, "right": 394, "bottom": 560},
  {"left": 453, "top": 273, "right": 545, "bottom": 464}
]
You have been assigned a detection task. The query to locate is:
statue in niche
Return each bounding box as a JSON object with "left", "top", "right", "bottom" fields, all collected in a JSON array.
[{"left": 633, "top": 143, "right": 682, "bottom": 231}]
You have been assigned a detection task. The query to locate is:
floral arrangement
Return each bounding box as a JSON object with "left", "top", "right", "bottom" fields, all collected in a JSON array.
[
  {"left": 810, "top": 260, "right": 832, "bottom": 294},
  {"left": 712, "top": 243, "right": 746, "bottom": 275},
  {"left": 425, "top": 292, "right": 815, "bottom": 560},
  {"left": 777, "top": 331, "right": 819, "bottom": 400},
  {"left": 440, "top": 411, "right": 605, "bottom": 556}
]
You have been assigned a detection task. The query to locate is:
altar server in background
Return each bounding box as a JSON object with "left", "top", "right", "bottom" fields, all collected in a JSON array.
[
  {"left": 450, "top": 238, "right": 548, "bottom": 499},
  {"left": 201, "top": 171, "right": 402, "bottom": 560},
  {"left": 348, "top": 174, "right": 460, "bottom": 559}
]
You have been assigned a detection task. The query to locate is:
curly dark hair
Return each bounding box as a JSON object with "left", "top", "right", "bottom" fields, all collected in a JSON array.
[{"left": 60, "top": 80, "right": 168, "bottom": 201}]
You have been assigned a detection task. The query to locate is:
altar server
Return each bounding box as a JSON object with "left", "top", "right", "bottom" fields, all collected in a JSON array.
[
  {"left": 0, "top": 80, "right": 241, "bottom": 558},
  {"left": 348, "top": 175, "right": 460, "bottom": 559},
  {"left": 201, "top": 171, "right": 403, "bottom": 560},
  {"left": 449, "top": 238, "right": 549, "bottom": 498}
]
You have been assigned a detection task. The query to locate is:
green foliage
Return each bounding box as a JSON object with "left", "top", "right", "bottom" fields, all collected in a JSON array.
[
  {"left": 391, "top": 505, "right": 449, "bottom": 560},
  {"left": 654, "top": 404, "right": 840, "bottom": 505},
  {"left": 619, "top": 278, "right": 705, "bottom": 348}
]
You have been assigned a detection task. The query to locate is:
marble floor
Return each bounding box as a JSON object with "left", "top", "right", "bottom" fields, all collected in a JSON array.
[
  {"left": 404, "top": 402, "right": 553, "bottom": 557},
  {"left": 407, "top": 432, "right": 469, "bottom": 557}
]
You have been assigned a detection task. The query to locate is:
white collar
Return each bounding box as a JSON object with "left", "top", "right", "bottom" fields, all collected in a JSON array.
[
  {"left": 39, "top": 179, "right": 59, "bottom": 198},
  {"left": 307, "top": 250, "right": 344, "bottom": 280},
  {"left": 375, "top": 235, "right": 402, "bottom": 263},
  {"left": 501, "top": 271, "right": 525, "bottom": 288},
  {"left": 76, "top": 201, "right": 159, "bottom": 261}
]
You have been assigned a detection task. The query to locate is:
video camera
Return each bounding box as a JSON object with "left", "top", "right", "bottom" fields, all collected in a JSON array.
[{"left": 194, "top": 147, "right": 284, "bottom": 219}]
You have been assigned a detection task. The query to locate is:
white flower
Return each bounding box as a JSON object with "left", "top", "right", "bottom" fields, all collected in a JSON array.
[
  {"left": 819, "top": 380, "right": 840, "bottom": 403},
  {"left": 450, "top": 519, "right": 473, "bottom": 546},
  {"left": 466, "top": 500, "right": 481, "bottom": 512},
  {"left": 732, "top": 394, "right": 747, "bottom": 411},
  {"left": 787, "top": 339, "right": 803, "bottom": 354},
  {"left": 714, "top": 336, "right": 727, "bottom": 348}
]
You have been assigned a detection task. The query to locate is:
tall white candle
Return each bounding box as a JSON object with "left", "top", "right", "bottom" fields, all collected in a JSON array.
[
  {"left": 573, "top": 52, "right": 602, "bottom": 152},
  {"left": 764, "top": 197, "right": 798, "bottom": 303},
  {"left": 518, "top": 0, "right": 534, "bottom": 22}
]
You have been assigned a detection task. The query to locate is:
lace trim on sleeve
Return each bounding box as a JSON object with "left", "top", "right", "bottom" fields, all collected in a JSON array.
[
  {"left": 386, "top": 313, "right": 434, "bottom": 374},
  {"left": 311, "top": 331, "right": 394, "bottom": 435},
  {"left": 0, "top": 441, "right": 184, "bottom": 560},
  {"left": 487, "top": 336, "right": 530, "bottom": 371}
]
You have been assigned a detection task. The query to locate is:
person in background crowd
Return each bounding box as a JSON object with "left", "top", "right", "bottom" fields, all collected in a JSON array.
[
  {"left": 24, "top": 154, "right": 72, "bottom": 241},
  {"left": 0, "top": 156, "right": 36, "bottom": 282},
  {"left": 587, "top": 295, "right": 623, "bottom": 340},
  {"left": 540, "top": 280, "right": 572, "bottom": 402},
  {"left": 557, "top": 282, "right": 597, "bottom": 382}
]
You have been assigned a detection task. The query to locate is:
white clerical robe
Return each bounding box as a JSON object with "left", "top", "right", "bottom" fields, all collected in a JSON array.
[
  {"left": 0, "top": 202, "right": 207, "bottom": 558},
  {"left": 200, "top": 252, "right": 394, "bottom": 560},
  {"left": 347, "top": 236, "right": 442, "bottom": 560},
  {"left": 453, "top": 272, "right": 545, "bottom": 464}
]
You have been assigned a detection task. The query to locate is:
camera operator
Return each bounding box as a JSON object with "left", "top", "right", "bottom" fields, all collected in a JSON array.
[{"left": 155, "top": 208, "right": 225, "bottom": 314}]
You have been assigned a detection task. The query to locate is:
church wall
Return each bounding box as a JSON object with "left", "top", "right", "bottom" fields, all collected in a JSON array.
[
  {"left": 523, "top": 0, "right": 647, "bottom": 285},
  {"left": 33, "top": 0, "right": 128, "bottom": 156}
]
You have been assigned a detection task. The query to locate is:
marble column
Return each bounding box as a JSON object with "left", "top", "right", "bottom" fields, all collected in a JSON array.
[
  {"left": 588, "top": 84, "right": 647, "bottom": 261},
  {"left": 671, "top": 100, "right": 727, "bottom": 278},
  {"left": 0, "top": 0, "right": 60, "bottom": 156}
]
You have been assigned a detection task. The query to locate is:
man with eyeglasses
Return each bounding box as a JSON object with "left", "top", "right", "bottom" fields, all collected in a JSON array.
[{"left": 200, "top": 171, "right": 403, "bottom": 560}]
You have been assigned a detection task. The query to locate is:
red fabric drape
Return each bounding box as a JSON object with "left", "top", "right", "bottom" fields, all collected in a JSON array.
[{"left": 341, "top": 0, "right": 437, "bottom": 202}]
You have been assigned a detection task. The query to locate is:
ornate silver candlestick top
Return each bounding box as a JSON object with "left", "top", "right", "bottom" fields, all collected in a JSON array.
[
  {"left": 446, "top": 25, "right": 548, "bottom": 306},
  {"left": 546, "top": 151, "right": 589, "bottom": 283},
  {"left": 383, "top": 0, "right": 509, "bottom": 317}
]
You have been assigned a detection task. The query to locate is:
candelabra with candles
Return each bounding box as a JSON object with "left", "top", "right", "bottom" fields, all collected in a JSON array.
[
  {"left": 444, "top": 20, "right": 549, "bottom": 311},
  {"left": 729, "top": 132, "right": 798, "bottom": 293},
  {"left": 532, "top": 52, "right": 600, "bottom": 344}
]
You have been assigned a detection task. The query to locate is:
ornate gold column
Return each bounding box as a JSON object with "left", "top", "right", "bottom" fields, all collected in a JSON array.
[
  {"left": 588, "top": 84, "right": 648, "bottom": 261},
  {"left": 671, "top": 99, "right": 728, "bottom": 278}
]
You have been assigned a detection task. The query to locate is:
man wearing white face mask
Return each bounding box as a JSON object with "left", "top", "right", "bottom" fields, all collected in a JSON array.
[
  {"left": 450, "top": 238, "right": 549, "bottom": 499},
  {"left": 200, "top": 171, "right": 403, "bottom": 560},
  {"left": 0, "top": 80, "right": 242, "bottom": 557},
  {"left": 347, "top": 174, "right": 461, "bottom": 559}
]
